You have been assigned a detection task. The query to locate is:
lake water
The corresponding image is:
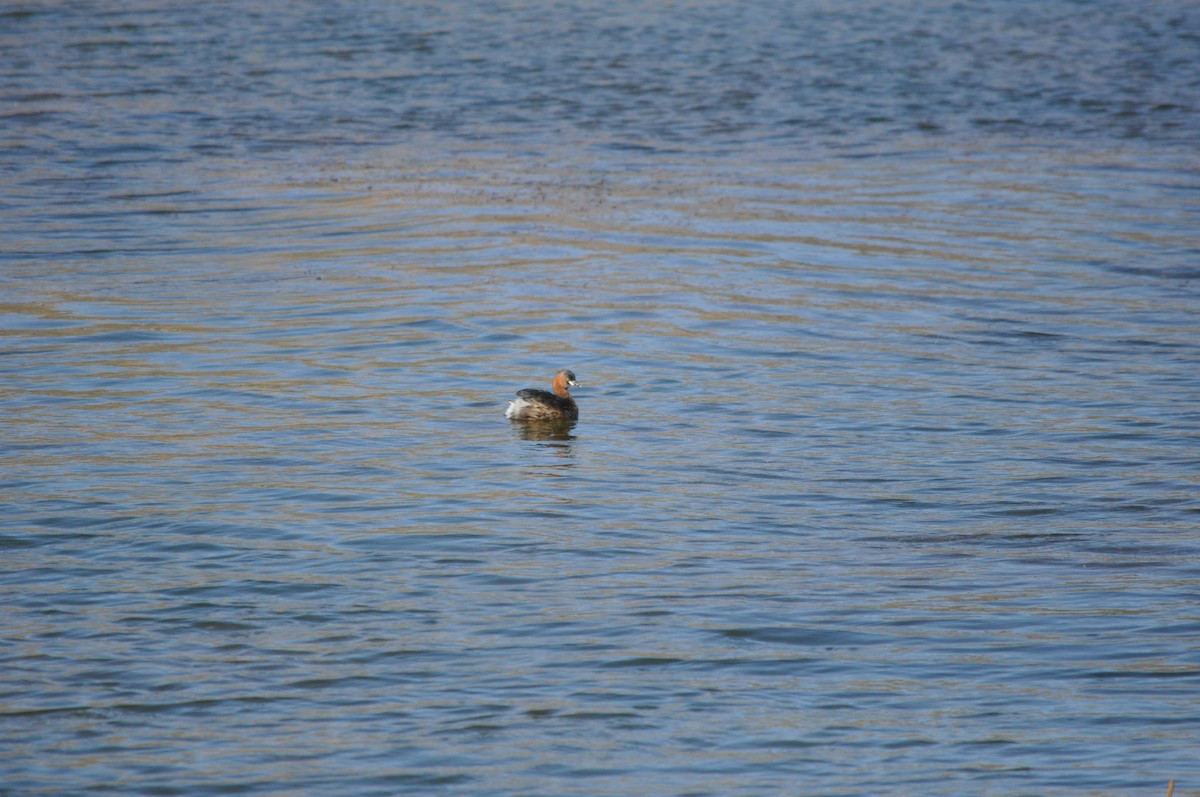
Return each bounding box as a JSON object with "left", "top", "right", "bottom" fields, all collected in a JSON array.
[{"left": 2, "top": 1, "right": 1199, "bottom": 795}]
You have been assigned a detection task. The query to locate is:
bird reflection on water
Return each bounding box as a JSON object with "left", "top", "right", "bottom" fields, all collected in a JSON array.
[{"left": 510, "top": 417, "right": 577, "bottom": 447}]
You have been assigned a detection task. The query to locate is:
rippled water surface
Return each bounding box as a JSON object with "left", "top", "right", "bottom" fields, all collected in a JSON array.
[{"left": 3, "top": 2, "right": 1199, "bottom": 795}]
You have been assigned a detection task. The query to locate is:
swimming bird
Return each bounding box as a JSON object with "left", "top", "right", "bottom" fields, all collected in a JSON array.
[{"left": 505, "top": 369, "right": 579, "bottom": 421}]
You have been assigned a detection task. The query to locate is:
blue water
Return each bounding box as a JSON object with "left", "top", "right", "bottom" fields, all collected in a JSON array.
[{"left": 2, "top": 1, "right": 1199, "bottom": 795}]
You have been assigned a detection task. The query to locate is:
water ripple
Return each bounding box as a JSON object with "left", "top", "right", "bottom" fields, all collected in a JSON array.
[{"left": 3, "top": 1, "right": 1199, "bottom": 795}]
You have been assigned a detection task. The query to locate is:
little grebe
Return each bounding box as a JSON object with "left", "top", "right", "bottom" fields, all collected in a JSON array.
[{"left": 505, "top": 369, "right": 580, "bottom": 421}]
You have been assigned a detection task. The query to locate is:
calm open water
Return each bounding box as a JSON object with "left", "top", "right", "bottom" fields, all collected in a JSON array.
[{"left": 2, "top": 1, "right": 1199, "bottom": 795}]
